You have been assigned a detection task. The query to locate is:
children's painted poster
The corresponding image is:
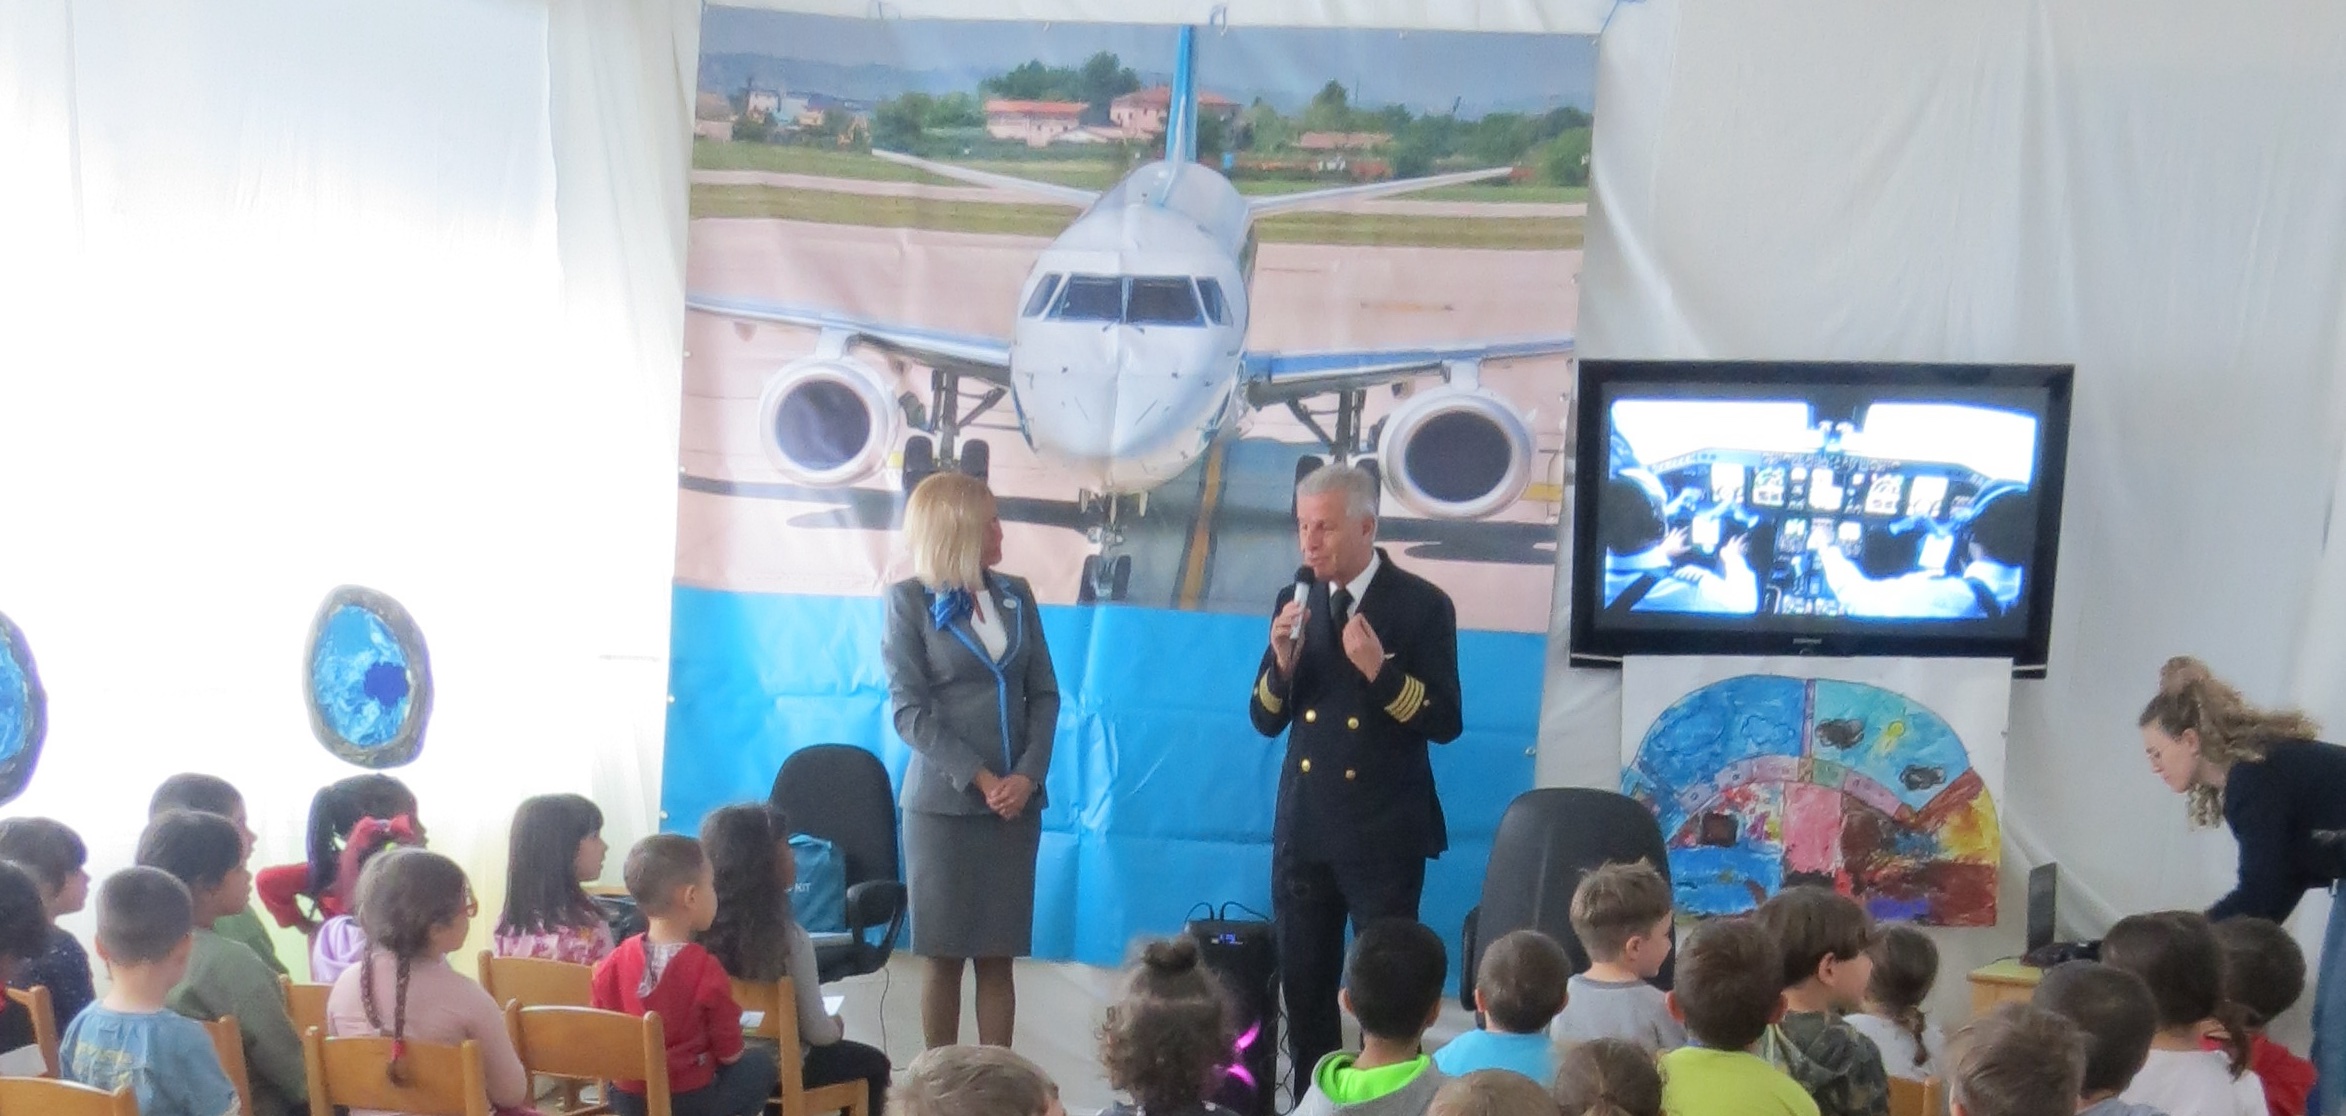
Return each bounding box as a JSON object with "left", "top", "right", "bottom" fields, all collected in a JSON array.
[{"left": 1620, "top": 657, "right": 2010, "bottom": 925}]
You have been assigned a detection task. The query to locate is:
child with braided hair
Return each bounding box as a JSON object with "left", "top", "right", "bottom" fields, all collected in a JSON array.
[
  {"left": 325, "top": 847, "right": 531, "bottom": 1115},
  {"left": 1848, "top": 924, "right": 1944, "bottom": 1082}
]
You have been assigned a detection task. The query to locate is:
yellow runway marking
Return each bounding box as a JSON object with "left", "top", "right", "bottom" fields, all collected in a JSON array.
[{"left": 1177, "top": 443, "right": 1231, "bottom": 609}]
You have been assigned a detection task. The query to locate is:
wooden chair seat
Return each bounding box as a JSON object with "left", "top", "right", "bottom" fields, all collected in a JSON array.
[
  {"left": 730, "top": 976, "right": 868, "bottom": 1116},
  {"left": 507, "top": 1003, "right": 671, "bottom": 1116},
  {"left": 302, "top": 1026, "right": 492, "bottom": 1116}
]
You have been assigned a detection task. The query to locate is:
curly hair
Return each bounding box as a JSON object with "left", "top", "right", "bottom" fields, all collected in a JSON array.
[
  {"left": 697, "top": 803, "right": 795, "bottom": 982},
  {"left": 1099, "top": 936, "right": 1234, "bottom": 1112},
  {"left": 2139, "top": 657, "right": 2321, "bottom": 828}
]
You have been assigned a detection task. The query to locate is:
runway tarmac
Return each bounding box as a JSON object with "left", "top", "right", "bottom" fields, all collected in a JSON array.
[
  {"left": 675, "top": 217, "right": 1576, "bottom": 634},
  {"left": 688, "top": 168, "right": 1589, "bottom": 219}
]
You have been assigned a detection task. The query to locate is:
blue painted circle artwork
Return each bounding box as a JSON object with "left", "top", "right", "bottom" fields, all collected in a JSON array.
[
  {"left": 304, "top": 587, "right": 430, "bottom": 768},
  {"left": 0, "top": 613, "right": 47, "bottom": 806}
]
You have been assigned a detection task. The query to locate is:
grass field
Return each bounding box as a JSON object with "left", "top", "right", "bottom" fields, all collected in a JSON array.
[
  {"left": 691, "top": 139, "right": 1585, "bottom": 206},
  {"left": 690, "top": 183, "right": 1582, "bottom": 251}
]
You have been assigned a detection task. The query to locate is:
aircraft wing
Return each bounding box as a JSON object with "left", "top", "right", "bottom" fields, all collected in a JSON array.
[
  {"left": 1243, "top": 166, "right": 1516, "bottom": 217},
  {"left": 1240, "top": 337, "right": 1575, "bottom": 407},
  {"left": 870, "top": 149, "right": 1100, "bottom": 208},
  {"left": 686, "top": 294, "right": 1013, "bottom": 382}
]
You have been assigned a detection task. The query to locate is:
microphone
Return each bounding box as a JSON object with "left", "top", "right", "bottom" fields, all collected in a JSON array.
[{"left": 1291, "top": 566, "right": 1313, "bottom": 640}]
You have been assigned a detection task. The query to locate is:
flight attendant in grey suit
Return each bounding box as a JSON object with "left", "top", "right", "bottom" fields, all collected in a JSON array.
[{"left": 882, "top": 472, "right": 1059, "bottom": 1050}]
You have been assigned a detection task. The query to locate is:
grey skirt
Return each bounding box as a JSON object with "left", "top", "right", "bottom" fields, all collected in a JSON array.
[{"left": 904, "top": 808, "right": 1041, "bottom": 959}]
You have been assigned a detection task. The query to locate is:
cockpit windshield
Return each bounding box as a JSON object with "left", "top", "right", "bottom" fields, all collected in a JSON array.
[{"left": 1047, "top": 275, "right": 1216, "bottom": 327}]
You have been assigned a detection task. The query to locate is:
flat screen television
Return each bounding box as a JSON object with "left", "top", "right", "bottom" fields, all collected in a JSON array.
[{"left": 1568, "top": 361, "right": 2073, "bottom": 673}]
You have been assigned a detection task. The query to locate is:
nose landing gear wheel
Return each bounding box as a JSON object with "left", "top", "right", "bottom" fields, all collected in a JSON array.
[
  {"left": 958, "top": 438, "right": 991, "bottom": 481},
  {"left": 1077, "top": 554, "right": 1134, "bottom": 604}
]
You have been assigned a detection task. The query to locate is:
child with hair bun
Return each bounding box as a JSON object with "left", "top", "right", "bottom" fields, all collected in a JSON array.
[{"left": 1099, "top": 935, "right": 1241, "bottom": 1116}]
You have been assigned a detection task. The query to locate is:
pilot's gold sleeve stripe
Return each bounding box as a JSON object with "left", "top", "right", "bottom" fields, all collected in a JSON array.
[
  {"left": 1385, "top": 675, "right": 1426, "bottom": 722},
  {"left": 1256, "top": 672, "right": 1284, "bottom": 715}
]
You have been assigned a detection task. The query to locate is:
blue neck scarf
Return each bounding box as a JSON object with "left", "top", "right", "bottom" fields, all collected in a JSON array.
[{"left": 930, "top": 585, "right": 977, "bottom": 631}]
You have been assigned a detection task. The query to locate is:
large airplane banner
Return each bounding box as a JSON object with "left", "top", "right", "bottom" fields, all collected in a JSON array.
[{"left": 667, "top": 7, "right": 1593, "bottom": 965}]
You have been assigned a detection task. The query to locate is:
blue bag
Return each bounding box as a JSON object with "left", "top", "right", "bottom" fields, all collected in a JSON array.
[{"left": 788, "top": 832, "right": 848, "bottom": 934}]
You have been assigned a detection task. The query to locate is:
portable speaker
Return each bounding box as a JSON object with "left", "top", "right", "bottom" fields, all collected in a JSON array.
[{"left": 1188, "top": 918, "right": 1278, "bottom": 1116}]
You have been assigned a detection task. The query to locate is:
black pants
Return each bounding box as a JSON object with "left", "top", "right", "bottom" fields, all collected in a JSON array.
[
  {"left": 1275, "top": 850, "right": 1426, "bottom": 1102},
  {"left": 803, "top": 1037, "right": 892, "bottom": 1113}
]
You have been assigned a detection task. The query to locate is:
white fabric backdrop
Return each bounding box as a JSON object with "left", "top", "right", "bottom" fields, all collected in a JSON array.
[{"left": 1564, "top": 0, "right": 2346, "bottom": 1041}]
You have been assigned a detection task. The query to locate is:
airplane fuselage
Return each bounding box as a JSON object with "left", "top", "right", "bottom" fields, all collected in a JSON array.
[{"left": 1006, "top": 159, "right": 1258, "bottom": 495}]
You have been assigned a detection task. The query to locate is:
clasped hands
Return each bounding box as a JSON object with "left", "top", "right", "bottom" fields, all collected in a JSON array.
[
  {"left": 972, "top": 770, "right": 1035, "bottom": 819},
  {"left": 1270, "top": 598, "right": 1387, "bottom": 683}
]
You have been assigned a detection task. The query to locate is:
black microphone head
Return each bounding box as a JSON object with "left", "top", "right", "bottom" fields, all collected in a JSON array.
[{"left": 1293, "top": 565, "right": 1315, "bottom": 584}]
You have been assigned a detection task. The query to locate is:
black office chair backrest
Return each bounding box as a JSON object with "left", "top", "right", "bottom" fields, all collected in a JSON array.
[
  {"left": 1473, "top": 787, "right": 1673, "bottom": 985},
  {"left": 769, "top": 744, "right": 900, "bottom": 887}
]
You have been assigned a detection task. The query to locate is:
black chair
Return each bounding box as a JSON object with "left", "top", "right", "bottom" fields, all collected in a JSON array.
[
  {"left": 769, "top": 744, "right": 908, "bottom": 983},
  {"left": 1459, "top": 787, "right": 1674, "bottom": 1010}
]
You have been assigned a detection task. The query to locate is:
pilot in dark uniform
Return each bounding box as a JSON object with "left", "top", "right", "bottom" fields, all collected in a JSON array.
[{"left": 1248, "top": 464, "right": 1462, "bottom": 1096}]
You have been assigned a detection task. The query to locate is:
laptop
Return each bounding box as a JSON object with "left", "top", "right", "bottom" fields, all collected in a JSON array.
[{"left": 2021, "top": 862, "right": 2098, "bottom": 966}]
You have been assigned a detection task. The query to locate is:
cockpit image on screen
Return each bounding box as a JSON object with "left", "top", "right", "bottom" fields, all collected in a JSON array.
[{"left": 1595, "top": 397, "right": 2042, "bottom": 626}]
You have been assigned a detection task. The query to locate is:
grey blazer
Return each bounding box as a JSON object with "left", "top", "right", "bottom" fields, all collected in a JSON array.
[{"left": 882, "top": 573, "right": 1060, "bottom": 817}]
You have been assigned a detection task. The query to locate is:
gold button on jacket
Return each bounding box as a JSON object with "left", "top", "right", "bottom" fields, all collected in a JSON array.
[
  {"left": 1300, "top": 758, "right": 1313, "bottom": 773},
  {"left": 1303, "top": 709, "right": 1318, "bottom": 723},
  {"left": 1346, "top": 716, "right": 1360, "bottom": 730},
  {"left": 1345, "top": 768, "right": 1358, "bottom": 780}
]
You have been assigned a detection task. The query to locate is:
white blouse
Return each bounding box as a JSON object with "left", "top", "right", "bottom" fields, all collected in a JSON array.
[{"left": 968, "top": 590, "right": 1008, "bottom": 660}]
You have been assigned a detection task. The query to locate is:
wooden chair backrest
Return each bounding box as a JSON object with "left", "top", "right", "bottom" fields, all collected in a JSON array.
[
  {"left": 301, "top": 1026, "right": 491, "bottom": 1116},
  {"left": 1889, "top": 1076, "right": 1944, "bottom": 1116},
  {"left": 731, "top": 976, "right": 870, "bottom": 1116},
  {"left": 506, "top": 1003, "right": 669, "bottom": 1116},
  {"left": 477, "top": 950, "right": 594, "bottom": 1009},
  {"left": 203, "top": 1014, "right": 255, "bottom": 1116},
  {"left": 280, "top": 975, "right": 332, "bottom": 1037},
  {"left": 1, "top": 986, "right": 57, "bottom": 1078},
  {"left": 0, "top": 1077, "right": 138, "bottom": 1116}
]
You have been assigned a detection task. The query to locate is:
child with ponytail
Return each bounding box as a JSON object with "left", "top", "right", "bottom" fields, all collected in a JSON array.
[
  {"left": 1848, "top": 924, "right": 1945, "bottom": 1081},
  {"left": 256, "top": 773, "right": 422, "bottom": 934},
  {"left": 1097, "top": 935, "right": 1241, "bottom": 1116},
  {"left": 2100, "top": 911, "right": 2264, "bottom": 1116},
  {"left": 308, "top": 814, "right": 425, "bottom": 983},
  {"left": 325, "top": 847, "right": 530, "bottom": 1115},
  {"left": 1554, "top": 1038, "right": 1662, "bottom": 1116}
]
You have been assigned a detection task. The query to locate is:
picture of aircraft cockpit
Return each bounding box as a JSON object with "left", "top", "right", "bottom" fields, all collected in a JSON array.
[{"left": 1596, "top": 398, "right": 2042, "bottom": 622}]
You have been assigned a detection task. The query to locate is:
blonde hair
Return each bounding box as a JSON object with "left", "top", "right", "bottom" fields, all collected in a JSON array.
[
  {"left": 890, "top": 1045, "right": 1056, "bottom": 1116},
  {"left": 2138, "top": 656, "right": 2321, "bottom": 827},
  {"left": 905, "top": 473, "right": 994, "bottom": 592}
]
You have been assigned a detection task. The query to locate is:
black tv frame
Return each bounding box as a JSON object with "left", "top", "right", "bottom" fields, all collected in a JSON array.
[{"left": 1567, "top": 360, "right": 2073, "bottom": 676}]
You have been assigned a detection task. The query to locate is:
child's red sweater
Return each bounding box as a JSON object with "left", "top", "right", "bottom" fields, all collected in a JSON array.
[
  {"left": 2203, "top": 1032, "right": 2313, "bottom": 1116},
  {"left": 591, "top": 935, "right": 746, "bottom": 1095}
]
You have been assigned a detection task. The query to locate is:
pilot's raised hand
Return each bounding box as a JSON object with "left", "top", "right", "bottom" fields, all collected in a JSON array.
[
  {"left": 1343, "top": 614, "right": 1385, "bottom": 682},
  {"left": 1271, "top": 598, "right": 1305, "bottom": 678}
]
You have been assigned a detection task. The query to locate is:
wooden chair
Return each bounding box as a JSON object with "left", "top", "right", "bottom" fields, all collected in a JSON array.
[
  {"left": 1889, "top": 1076, "right": 1945, "bottom": 1116},
  {"left": 477, "top": 951, "right": 594, "bottom": 1008},
  {"left": 731, "top": 977, "right": 868, "bottom": 1116},
  {"left": 302, "top": 1026, "right": 492, "bottom": 1116},
  {"left": 203, "top": 1014, "right": 254, "bottom": 1116},
  {"left": 1, "top": 986, "right": 57, "bottom": 1078},
  {"left": 280, "top": 975, "right": 331, "bottom": 1037},
  {"left": 506, "top": 1003, "right": 670, "bottom": 1116},
  {"left": 0, "top": 1078, "right": 137, "bottom": 1116}
]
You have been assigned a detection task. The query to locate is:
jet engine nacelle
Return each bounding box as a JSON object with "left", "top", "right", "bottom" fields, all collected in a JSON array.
[
  {"left": 757, "top": 355, "right": 901, "bottom": 486},
  {"left": 1375, "top": 385, "right": 1535, "bottom": 519}
]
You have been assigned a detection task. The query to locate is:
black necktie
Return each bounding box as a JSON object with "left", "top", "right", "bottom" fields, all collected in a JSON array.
[{"left": 1330, "top": 587, "right": 1353, "bottom": 633}]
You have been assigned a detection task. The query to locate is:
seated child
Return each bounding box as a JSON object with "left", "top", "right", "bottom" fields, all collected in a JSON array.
[
  {"left": 1753, "top": 886, "right": 1891, "bottom": 1116},
  {"left": 1439, "top": 929, "right": 1571, "bottom": 1082},
  {"left": 308, "top": 814, "right": 423, "bottom": 983},
  {"left": 60, "top": 868, "right": 241, "bottom": 1116},
  {"left": 325, "top": 847, "right": 531, "bottom": 1114},
  {"left": 1552, "top": 861, "right": 1684, "bottom": 1053},
  {"left": 1553, "top": 1037, "right": 1662, "bottom": 1116},
  {"left": 0, "top": 817, "right": 94, "bottom": 1026},
  {"left": 1946, "top": 1003, "right": 2087, "bottom": 1116},
  {"left": 0, "top": 861, "right": 60, "bottom": 1073},
  {"left": 2101, "top": 912, "right": 2265, "bottom": 1116},
  {"left": 891, "top": 1044, "right": 1065, "bottom": 1116},
  {"left": 592, "top": 834, "right": 778, "bottom": 1116},
  {"left": 493, "top": 793, "right": 615, "bottom": 964},
  {"left": 140, "top": 809, "right": 307, "bottom": 1116},
  {"left": 2211, "top": 917, "right": 2312, "bottom": 1116},
  {"left": 1847, "top": 924, "right": 1945, "bottom": 1082},
  {"left": 1297, "top": 919, "right": 1451, "bottom": 1116},
  {"left": 1098, "top": 935, "right": 1241, "bottom": 1116},
  {"left": 151, "top": 773, "right": 287, "bottom": 974},
  {"left": 1657, "top": 916, "right": 1818, "bottom": 1116},
  {"left": 255, "top": 773, "right": 419, "bottom": 935},
  {"left": 2032, "top": 961, "right": 2167, "bottom": 1116},
  {"left": 1428, "top": 1069, "right": 1562, "bottom": 1116}
]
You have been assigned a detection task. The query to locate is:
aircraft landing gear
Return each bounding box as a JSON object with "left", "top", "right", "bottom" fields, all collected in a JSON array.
[
  {"left": 1077, "top": 554, "right": 1133, "bottom": 605},
  {"left": 1074, "top": 489, "right": 1147, "bottom": 604},
  {"left": 898, "top": 434, "right": 990, "bottom": 495}
]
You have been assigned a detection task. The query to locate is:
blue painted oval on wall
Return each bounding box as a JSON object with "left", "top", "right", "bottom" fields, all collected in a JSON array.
[
  {"left": 304, "top": 587, "right": 430, "bottom": 768},
  {"left": 0, "top": 613, "right": 45, "bottom": 805}
]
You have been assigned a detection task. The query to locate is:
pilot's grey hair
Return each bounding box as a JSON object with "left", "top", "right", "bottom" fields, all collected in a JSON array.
[{"left": 1296, "top": 463, "right": 1379, "bottom": 523}]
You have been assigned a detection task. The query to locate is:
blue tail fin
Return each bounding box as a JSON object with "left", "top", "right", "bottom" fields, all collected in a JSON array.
[{"left": 1165, "top": 26, "right": 1198, "bottom": 164}]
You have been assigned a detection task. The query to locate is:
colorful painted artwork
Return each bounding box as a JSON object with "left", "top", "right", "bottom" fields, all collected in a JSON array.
[
  {"left": 304, "top": 586, "right": 431, "bottom": 768},
  {"left": 1622, "top": 672, "right": 2001, "bottom": 925},
  {"left": 0, "top": 612, "right": 45, "bottom": 806}
]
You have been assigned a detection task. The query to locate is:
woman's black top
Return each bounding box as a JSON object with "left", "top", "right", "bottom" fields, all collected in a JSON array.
[{"left": 2212, "top": 738, "right": 2346, "bottom": 921}]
